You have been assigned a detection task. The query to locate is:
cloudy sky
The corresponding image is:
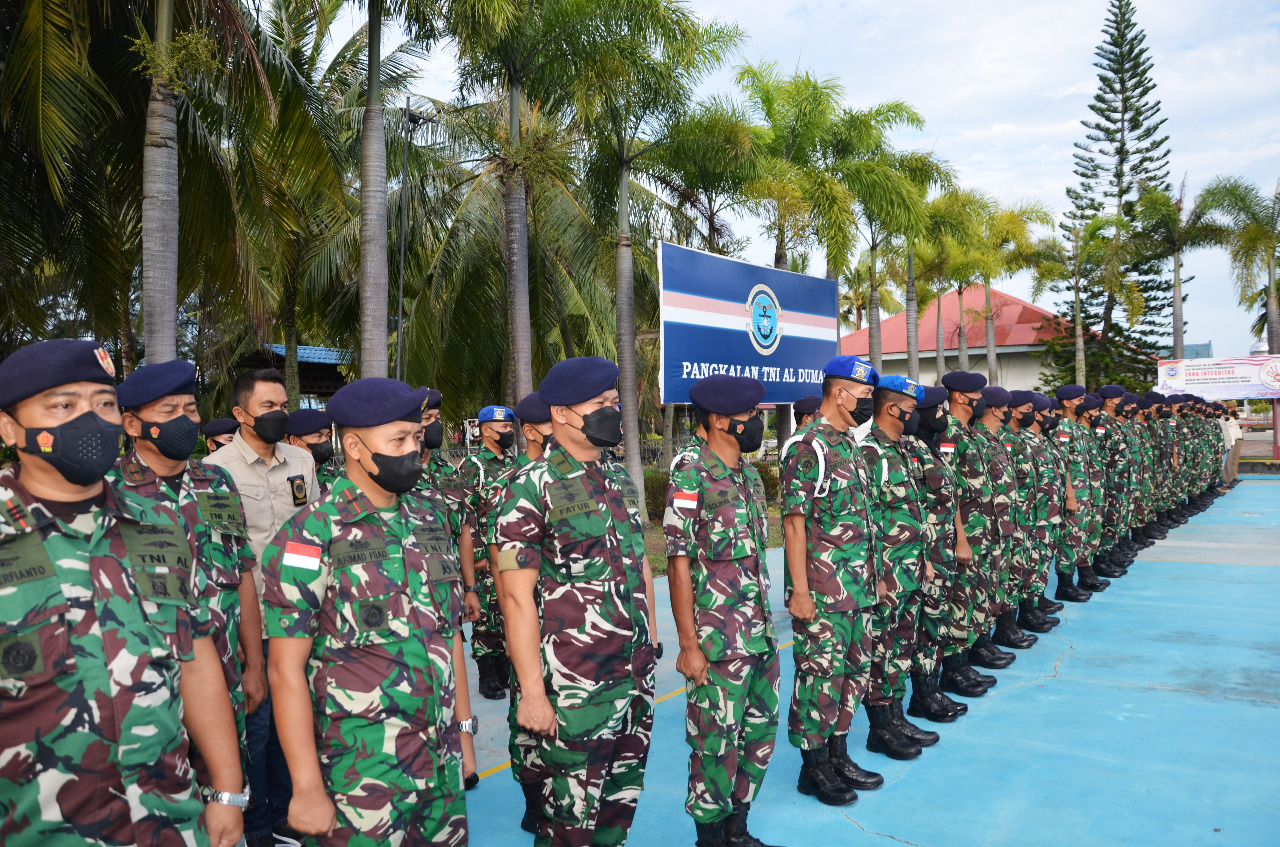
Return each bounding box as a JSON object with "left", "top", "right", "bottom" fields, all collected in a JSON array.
[{"left": 335, "top": 0, "right": 1280, "bottom": 357}]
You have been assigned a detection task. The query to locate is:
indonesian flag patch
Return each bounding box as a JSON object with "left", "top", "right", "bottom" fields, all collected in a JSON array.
[
  {"left": 1057, "top": 431, "right": 1070, "bottom": 442},
  {"left": 939, "top": 441, "right": 955, "bottom": 455},
  {"left": 282, "top": 541, "right": 322, "bottom": 570},
  {"left": 673, "top": 491, "right": 699, "bottom": 512}
]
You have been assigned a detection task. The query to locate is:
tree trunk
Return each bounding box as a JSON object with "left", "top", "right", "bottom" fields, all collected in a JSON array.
[
  {"left": 905, "top": 249, "right": 919, "bottom": 381},
  {"left": 283, "top": 276, "right": 300, "bottom": 402},
  {"left": 505, "top": 80, "right": 534, "bottom": 401},
  {"left": 1171, "top": 246, "right": 1184, "bottom": 359},
  {"left": 120, "top": 288, "right": 137, "bottom": 377},
  {"left": 984, "top": 282, "right": 998, "bottom": 384},
  {"left": 358, "top": 0, "right": 389, "bottom": 377},
  {"left": 1074, "top": 282, "right": 1086, "bottom": 385},
  {"left": 773, "top": 223, "right": 787, "bottom": 270},
  {"left": 867, "top": 247, "right": 882, "bottom": 372},
  {"left": 956, "top": 285, "right": 970, "bottom": 370},
  {"left": 935, "top": 296, "right": 945, "bottom": 381},
  {"left": 1267, "top": 256, "right": 1280, "bottom": 355},
  {"left": 615, "top": 163, "right": 646, "bottom": 515},
  {"left": 141, "top": 0, "right": 179, "bottom": 366},
  {"left": 661, "top": 403, "right": 674, "bottom": 470}
]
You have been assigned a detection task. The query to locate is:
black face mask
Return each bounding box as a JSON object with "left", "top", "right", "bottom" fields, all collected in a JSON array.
[
  {"left": 248, "top": 409, "right": 289, "bottom": 444},
  {"left": 308, "top": 440, "right": 334, "bottom": 465},
  {"left": 1017, "top": 410, "right": 1036, "bottom": 428},
  {"left": 137, "top": 415, "right": 199, "bottom": 461},
  {"left": 495, "top": 430, "right": 515, "bottom": 451},
  {"left": 421, "top": 420, "right": 444, "bottom": 451},
  {"left": 20, "top": 411, "right": 125, "bottom": 486},
  {"left": 358, "top": 438, "right": 423, "bottom": 494},
  {"left": 967, "top": 397, "right": 987, "bottom": 420},
  {"left": 1042, "top": 415, "right": 1060, "bottom": 432},
  {"left": 998, "top": 408, "right": 1012, "bottom": 425},
  {"left": 524, "top": 427, "right": 550, "bottom": 452},
  {"left": 725, "top": 415, "right": 765, "bottom": 453},
  {"left": 898, "top": 409, "right": 920, "bottom": 436},
  {"left": 577, "top": 406, "right": 623, "bottom": 448},
  {"left": 851, "top": 396, "right": 874, "bottom": 426},
  {"left": 919, "top": 407, "right": 948, "bottom": 434}
]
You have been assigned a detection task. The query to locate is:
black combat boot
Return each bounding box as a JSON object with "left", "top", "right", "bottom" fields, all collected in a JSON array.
[
  {"left": 798, "top": 746, "right": 858, "bottom": 806},
  {"left": 1039, "top": 593, "right": 1065, "bottom": 613},
  {"left": 1094, "top": 556, "right": 1126, "bottom": 579},
  {"left": 890, "top": 699, "right": 940, "bottom": 747},
  {"left": 940, "top": 653, "right": 987, "bottom": 698},
  {"left": 827, "top": 733, "right": 884, "bottom": 789},
  {"left": 908, "top": 672, "right": 958, "bottom": 723},
  {"left": 520, "top": 782, "right": 546, "bottom": 835},
  {"left": 865, "top": 704, "right": 921, "bottom": 760},
  {"left": 1077, "top": 564, "right": 1110, "bottom": 592},
  {"left": 695, "top": 819, "right": 728, "bottom": 847},
  {"left": 994, "top": 610, "right": 1037, "bottom": 648},
  {"left": 932, "top": 664, "right": 968, "bottom": 714},
  {"left": 1055, "top": 569, "right": 1092, "bottom": 603},
  {"left": 1017, "top": 599, "right": 1052, "bottom": 633},
  {"left": 961, "top": 650, "right": 997, "bottom": 687},
  {"left": 495, "top": 653, "right": 513, "bottom": 689},
  {"left": 722, "top": 801, "right": 780, "bottom": 847},
  {"left": 476, "top": 655, "right": 506, "bottom": 700},
  {"left": 1158, "top": 511, "right": 1176, "bottom": 529}
]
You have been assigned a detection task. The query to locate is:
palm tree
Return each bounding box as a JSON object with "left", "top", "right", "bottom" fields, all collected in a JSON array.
[
  {"left": 1200, "top": 177, "right": 1280, "bottom": 354},
  {"left": 971, "top": 200, "right": 1053, "bottom": 383},
  {"left": 1133, "top": 179, "right": 1228, "bottom": 359}
]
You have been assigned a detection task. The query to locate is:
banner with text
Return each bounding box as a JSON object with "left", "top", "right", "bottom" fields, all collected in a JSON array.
[
  {"left": 659, "top": 242, "right": 838, "bottom": 404},
  {"left": 1156, "top": 355, "right": 1280, "bottom": 401}
]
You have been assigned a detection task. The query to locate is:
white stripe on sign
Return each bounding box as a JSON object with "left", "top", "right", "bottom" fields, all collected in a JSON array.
[
  {"left": 663, "top": 306, "right": 838, "bottom": 342},
  {"left": 282, "top": 541, "right": 322, "bottom": 570}
]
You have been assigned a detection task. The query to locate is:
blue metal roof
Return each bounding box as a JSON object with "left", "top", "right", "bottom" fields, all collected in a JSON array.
[{"left": 266, "top": 345, "right": 352, "bottom": 365}]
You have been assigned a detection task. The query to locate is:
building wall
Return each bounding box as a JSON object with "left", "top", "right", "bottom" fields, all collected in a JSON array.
[{"left": 871, "top": 350, "right": 1045, "bottom": 390}]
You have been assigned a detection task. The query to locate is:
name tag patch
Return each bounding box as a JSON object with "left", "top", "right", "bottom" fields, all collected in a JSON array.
[
  {"left": 0, "top": 532, "right": 56, "bottom": 588},
  {"left": 330, "top": 537, "right": 390, "bottom": 568},
  {"left": 195, "top": 491, "right": 247, "bottom": 536}
]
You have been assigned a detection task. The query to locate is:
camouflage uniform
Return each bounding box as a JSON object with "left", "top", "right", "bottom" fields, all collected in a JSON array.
[
  {"left": 973, "top": 423, "right": 1018, "bottom": 619},
  {"left": 779, "top": 415, "right": 878, "bottom": 750},
  {"left": 1096, "top": 414, "right": 1133, "bottom": 557},
  {"left": 858, "top": 426, "right": 925, "bottom": 705},
  {"left": 316, "top": 464, "right": 341, "bottom": 498},
  {"left": 460, "top": 447, "right": 516, "bottom": 661},
  {"left": 108, "top": 449, "right": 254, "bottom": 783},
  {"left": 418, "top": 451, "right": 470, "bottom": 533},
  {"left": 663, "top": 442, "right": 778, "bottom": 825},
  {"left": 1001, "top": 426, "right": 1039, "bottom": 603},
  {"left": 902, "top": 435, "right": 964, "bottom": 673},
  {"left": 493, "top": 438, "right": 656, "bottom": 847},
  {"left": 261, "top": 475, "right": 467, "bottom": 846},
  {"left": 0, "top": 467, "right": 211, "bottom": 845},
  {"left": 939, "top": 415, "right": 994, "bottom": 644},
  {"left": 1025, "top": 428, "right": 1064, "bottom": 595},
  {"left": 1083, "top": 420, "right": 1108, "bottom": 549}
]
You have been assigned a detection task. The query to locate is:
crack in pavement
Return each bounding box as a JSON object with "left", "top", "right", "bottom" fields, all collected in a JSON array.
[{"left": 841, "top": 809, "right": 930, "bottom": 846}]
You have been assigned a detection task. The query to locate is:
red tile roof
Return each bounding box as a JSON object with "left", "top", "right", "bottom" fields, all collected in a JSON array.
[{"left": 839, "top": 285, "right": 1068, "bottom": 356}]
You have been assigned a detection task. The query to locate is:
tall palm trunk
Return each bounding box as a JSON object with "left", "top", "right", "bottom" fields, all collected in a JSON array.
[
  {"left": 140, "top": 0, "right": 178, "bottom": 364},
  {"left": 120, "top": 286, "right": 136, "bottom": 377},
  {"left": 283, "top": 275, "right": 300, "bottom": 401},
  {"left": 956, "top": 285, "right": 970, "bottom": 370},
  {"left": 1267, "top": 256, "right": 1279, "bottom": 355},
  {"left": 505, "top": 80, "right": 534, "bottom": 400},
  {"left": 359, "top": 0, "right": 389, "bottom": 377},
  {"left": 984, "top": 281, "right": 998, "bottom": 384},
  {"left": 772, "top": 225, "right": 790, "bottom": 449},
  {"left": 661, "top": 403, "right": 674, "bottom": 470},
  {"left": 1074, "top": 282, "right": 1086, "bottom": 385},
  {"left": 773, "top": 223, "right": 787, "bottom": 271},
  {"left": 1170, "top": 247, "right": 1184, "bottom": 359},
  {"left": 615, "top": 163, "right": 645, "bottom": 514},
  {"left": 867, "top": 247, "right": 883, "bottom": 372},
  {"left": 905, "top": 249, "right": 919, "bottom": 381},
  {"left": 935, "top": 297, "right": 945, "bottom": 381}
]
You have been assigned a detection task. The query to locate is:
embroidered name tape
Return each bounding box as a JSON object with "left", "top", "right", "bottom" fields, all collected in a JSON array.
[{"left": 282, "top": 541, "right": 322, "bottom": 570}]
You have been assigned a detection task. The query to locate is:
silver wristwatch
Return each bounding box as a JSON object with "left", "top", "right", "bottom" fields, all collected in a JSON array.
[
  {"left": 458, "top": 716, "right": 479, "bottom": 734},
  {"left": 203, "top": 786, "right": 252, "bottom": 808}
]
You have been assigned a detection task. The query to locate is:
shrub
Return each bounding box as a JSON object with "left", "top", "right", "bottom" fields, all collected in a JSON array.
[
  {"left": 643, "top": 470, "right": 669, "bottom": 521},
  {"left": 751, "top": 460, "right": 780, "bottom": 503}
]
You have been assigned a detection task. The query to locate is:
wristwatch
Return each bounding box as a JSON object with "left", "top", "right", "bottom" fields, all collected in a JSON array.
[
  {"left": 464, "top": 585, "right": 480, "bottom": 594},
  {"left": 203, "top": 786, "right": 252, "bottom": 808},
  {"left": 458, "top": 716, "right": 479, "bottom": 734}
]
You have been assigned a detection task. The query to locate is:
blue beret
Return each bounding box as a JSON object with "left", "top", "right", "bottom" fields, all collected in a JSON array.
[
  {"left": 116, "top": 359, "right": 197, "bottom": 409},
  {"left": 1099, "top": 384, "right": 1124, "bottom": 399},
  {"left": 690, "top": 375, "right": 766, "bottom": 415},
  {"left": 327, "top": 378, "right": 429, "bottom": 428},
  {"left": 1031, "top": 393, "right": 1052, "bottom": 412},
  {"left": 286, "top": 408, "right": 331, "bottom": 436},
  {"left": 423, "top": 388, "right": 442, "bottom": 410},
  {"left": 917, "top": 385, "right": 949, "bottom": 410},
  {"left": 824, "top": 355, "right": 879, "bottom": 387},
  {"left": 981, "top": 386, "right": 1012, "bottom": 407},
  {"left": 876, "top": 375, "right": 924, "bottom": 403},
  {"left": 1144, "top": 391, "right": 1166, "bottom": 403},
  {"left": 538, "top": 356, "right": 620, "bottom": 406},
  {"left": 940, "top": 370, "right": 986, "bottom": 393},
  {"left": 1055, "top": 384, "right": 1086, "bottom": 401},
  {"left": 1008, "top": 390, "right": 1034, "bottom": 407},
  {"left": 1080, "top": 394, "right": 1102, "bottom": 411},
  {"left": 514, "top": 392, "right": 551, "bottom": 424},
  {"left": 203, "top": 417, "right": 239, "bottom": 437},
  {"left": 793, "top": 395, "right": 821, "bottom": 416},
  {"left": 478, "top": 405, "right": 515, "bottom": 423},
  {"left": 0, "top": 339, "right": 117, "bottom": 410}
]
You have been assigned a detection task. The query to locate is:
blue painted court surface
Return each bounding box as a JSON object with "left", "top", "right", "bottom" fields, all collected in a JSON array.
[{"left": 464, "top": 477, "right": 1280, "bottom": 846}]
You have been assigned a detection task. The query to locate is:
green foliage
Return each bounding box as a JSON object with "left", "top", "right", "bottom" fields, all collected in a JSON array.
[
  {"left": 644, "top": 469, "right": 669, "bottom": 521},
  {"left": 751, "top": 459, "right": 779, "bottom": 503},
  {"left": 129, "top": 26, "right": 221, "bottom": 95}
]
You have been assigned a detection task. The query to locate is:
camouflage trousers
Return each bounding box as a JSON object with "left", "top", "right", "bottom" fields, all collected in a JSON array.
[
  {"left": 1098, "top": 484, "right": 1129, "bottom": 553},
  {"left": 912, "top": 560, "right": 960, "bottom": 675},
  {"left": 787, "top": 607, "right": 874, "bottom": 750},
  {"left": 537, "top": 693, "right": 654, "bottom": 847},
  {"left": 684, "top": 651, "right": 780, "bottom": 824},
  {"left": 945, "top": 542, "right": 988, "bottom": 649},
  {"left": 1056, "top": 497, "right": 1095, "bottom": 575},
  {"left": 866, "top": 589, "right": 922, "bottom": 705},
  {"left": 470, "top": 564, "right": 505, "bottom": 660},
  {"left": 509, "top": 675, "right": 549, "bottom": 789},
  {"left": 317, "top": 756, "right": 467, "bottom": 846},
  {"left": 970, "top": 541, "right": 1005, "bottom": 632}
]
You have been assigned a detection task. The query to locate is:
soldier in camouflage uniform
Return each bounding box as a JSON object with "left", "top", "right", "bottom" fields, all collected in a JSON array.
[
  {"left": 1077, "top": 395, "right": 1113, "bottom": 593},
  {"left": 494, "top": 356, "right": 658, "bottom": 847},
  {"left": 779, "top": 355, "right": 883, "bottom": 807},
  {"left": 110, "top": 359, "right": 266, "bottom": 786},
  {"left": 287, "top": 409, "right": 339, "bottom": 496},
  {"left": 1051, "top": 386, "right": 1102, "bottom": 601},
  {"left": 1004, "top": 391, "right": 1058, "bottom": 634},
  {"left": 1024, "top": 394, "right": 1068, "bottom": 622},
  {"left": 462, "top": 404, "right": 518, "bottom": 700},
  {"left": 793, "top": 395, "right": 821, "bottom": 431},
  {"left": 263, "top": 378, "right": 471, "bottom": 845},
  {"left": 858, "top": 375, "right": 940, "bottom": 761},
  {"left": 663, "top": 375, "right": 780, "bottom": 847},
  {"left": 936, "top": 371, "right": 1001, "bottom": 696},
  {"left": 1093, "top": 386, "right": 1136, "bottom": 578},
  {"left": 0, "top": 339, "right": 245, "bottom": 847}
]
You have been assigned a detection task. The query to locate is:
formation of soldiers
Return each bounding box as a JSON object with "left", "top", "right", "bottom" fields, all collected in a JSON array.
[{"left": 0, "top": 338, "right": 1235, "bottom": 847}]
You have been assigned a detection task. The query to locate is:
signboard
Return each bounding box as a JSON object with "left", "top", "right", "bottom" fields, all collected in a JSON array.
[
  {"left": 659, "top": 242, "right": 838, "bottom": 404},
  {"left": 1156, "top": 355, "right": 1280, "bottom": 401}
]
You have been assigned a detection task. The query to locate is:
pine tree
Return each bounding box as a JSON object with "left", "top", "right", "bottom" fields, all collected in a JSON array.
[{"left": 1044, "top": 0, "right": 1172, "bottom": 389}]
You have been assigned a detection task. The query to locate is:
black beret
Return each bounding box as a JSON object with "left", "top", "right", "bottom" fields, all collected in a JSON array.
[
  {"left": 1008, "top": 390, "right": 1034, "bottom": 408},
  {"left": 286, "top": 408, "right": 331, "bottom": 436},
  {"left": 1048, "top": 398, "right": 1061, "bottom": 411},
  {"left": 1031, "top": 393, "right": 1052, "bottom": 412},
  {"left": 1098, "top": 384, "right": 1124, "bottom": 399},
  {"left": 1056, "top": 384, "right": 1086, "bottom": 401},
  {"left": 690, "top": 374, "right": 766, "bottom": 415},
  {"left": 917, "top": 385, "right": 949, "bottom": 410},
  {"left": 327, "top": 378, "right": 429, "bottom": 428},
  {"left": 514, "top": 391, "right": 552, "bottom": 424},
  {"left": 1138, "top": 398, "right": 1153, "bottom": 410},
  {"left": 538, "top": 356, "right": 619, "bottom": 406},
  {"left": 423, "top": 388, "right": 442, "bottom": 410},
  {"left": 981, "top": 386, "right": 1012, "bottom": 407},
  {"left": 203, "top": 417, "right": 239, "bottom": 438},
  {"left": 793, "top": 395, "right": 821, "bottom": 416},
  {"left": 1080, "top": 394, "right": 1102, "bottom": 411},
  {"left": 0, "top": 339, "right": 117, "bottom": 410},
  {"left": 1166, "top": 393, "right": 1185, "bottom": 403},
  {"left": 116, "top": 359, "right": 197, "bottom": 409},
  {"left": 941, "top": 370, "right": 986, "bottom": 393},
  {"left": 1145, "top": 391, "right": 1166, "bottom": 403}
]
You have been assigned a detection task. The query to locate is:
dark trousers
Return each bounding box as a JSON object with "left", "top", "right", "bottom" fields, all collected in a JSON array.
[{"left": 245, "top": 640, "right": 293, "bottom": 838}]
